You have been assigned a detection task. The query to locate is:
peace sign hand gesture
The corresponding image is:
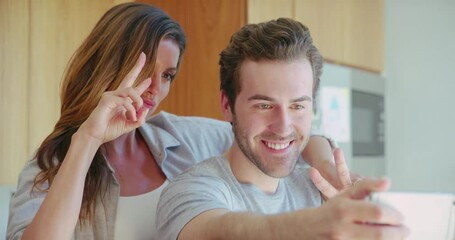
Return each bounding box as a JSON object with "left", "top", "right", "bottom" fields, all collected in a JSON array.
[
  {"left": 78, "top": 52, "right": 151, "bottom": 145},
  {"left": 310, "top": 148, "right": 362, "bottom": 200}
]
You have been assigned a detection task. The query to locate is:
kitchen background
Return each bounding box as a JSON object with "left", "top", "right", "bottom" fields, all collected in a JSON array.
[{"left": 1, "top": 0, "right": 455, "bottom": 235}]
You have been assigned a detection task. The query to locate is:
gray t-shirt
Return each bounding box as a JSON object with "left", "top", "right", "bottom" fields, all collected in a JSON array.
[{"left": 155, "top": 156, "right": 322, "bottom": 240}]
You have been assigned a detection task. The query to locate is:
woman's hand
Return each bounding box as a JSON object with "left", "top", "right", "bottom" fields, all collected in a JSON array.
[
  {"left": 78, "top": 52, "right": 151, "bottom": 145},
  {"left": 310, "top": 148, "right": 362, "bottom": 200}
]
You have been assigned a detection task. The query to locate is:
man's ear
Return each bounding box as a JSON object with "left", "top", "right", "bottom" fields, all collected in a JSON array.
[{"left": 220, "top": 91, "right": 233, "bottom": 122}]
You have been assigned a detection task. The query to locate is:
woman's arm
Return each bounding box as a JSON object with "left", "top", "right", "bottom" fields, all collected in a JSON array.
[
  {"left": 19, "top": 54, "right": 151, "bottom": 240},
  {"left": 21, "top": 133, "right": 102, "bottom": 240}
]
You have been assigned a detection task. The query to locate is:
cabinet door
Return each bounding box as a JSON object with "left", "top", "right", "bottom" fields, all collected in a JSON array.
[
  {"left": 294, "top": 0, "right": 344, "bottom": 68},
  {"left": 295, "top": 0, "right": 384, "bottom": 73},
  {"left": 0, "top": 0, "right": 130, "bottom": 185},
  {"left": 248, "top": 0, "right": 384, "bottom": 73},
  {"left": 140, "top": 0, "right": 247, "bottom": 120},
  {"left": 248, "top": 0, "right": 293, "bottom": 23},
  {"left": 341, "top": 0, "right": 384, "bottom": 73}
]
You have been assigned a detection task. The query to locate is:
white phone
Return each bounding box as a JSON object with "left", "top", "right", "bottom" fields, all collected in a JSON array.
[{"left": 369, "top": 192, "right": 455, "bottom": 240}]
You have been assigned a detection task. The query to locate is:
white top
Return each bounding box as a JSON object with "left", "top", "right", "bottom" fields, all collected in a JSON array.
[{"left": 114, "top": 180, "right": 169, "bottom": 240}]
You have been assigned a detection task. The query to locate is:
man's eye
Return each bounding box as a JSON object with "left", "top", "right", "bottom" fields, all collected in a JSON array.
[
  {"left": 257, "top": 104, "right": 272, "bottom": 109},
  {"left": 291, "top": 104, "right": 305, "bottom": 110}
]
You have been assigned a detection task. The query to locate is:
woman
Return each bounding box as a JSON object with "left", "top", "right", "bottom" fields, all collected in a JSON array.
[{"left": 7, "top": 3, "right": 346, "bottom": 240}]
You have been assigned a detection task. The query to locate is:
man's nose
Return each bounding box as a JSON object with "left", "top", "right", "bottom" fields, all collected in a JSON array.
[{"left": 269, "top": 107, "right": 293, "bottom": 135}]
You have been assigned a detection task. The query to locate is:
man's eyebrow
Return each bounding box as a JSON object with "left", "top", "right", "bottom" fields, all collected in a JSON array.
[
  {"left": 247, "top": 94, "right": 274, "bottom": 101},
  {"left": 247, "top": 95, "right": 312, "bottom": 102},
  {"left": 292, "top": 96, "right": 312, "bottom": 102}
]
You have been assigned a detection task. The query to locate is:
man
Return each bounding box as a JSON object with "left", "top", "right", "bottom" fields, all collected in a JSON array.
[{"left": 155, "top": 18, "right": 409, "bottom": 240}]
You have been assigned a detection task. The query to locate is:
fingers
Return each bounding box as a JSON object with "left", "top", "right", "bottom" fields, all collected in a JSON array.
[
  {"left": 346, "top": 222, "right": 410, "bottom": 240},
  {"left": 136, "top": 106, "right": 150, "bottom": 123},
  {"left": 334, "top": 148, "right": 352, "bottom": 188},
  {"left": 310, "top": 167, "right": 338, "bottom": 199},
  {"left": 342, "top": 199, "right": 405, "bottom": 226},
  {"left": 118, "top": 52, "right": 146, "bottom": 89},
  {"left": 309, "top": 148, "right": 353, "bottom": 200},
  {"left": 372, "top": 203, "right": 406, "bottom": 226},
  {"left": 345, "top": 177, "right": 391, "bottom": 200},
  {"left": 114, "top": 52, "right": 152, "bottom": 115},
  {"left": 100, "top": 79, "right": 151, "bottom": 122},
  {"left": 135, "top": 77, "right": 152, "bottom": 96},
  {"left": 131, "top": 77, "right": 152, "bottom": 111},
  {"left": 324, "top": 177, "right": 409, "bottom": 239},
  {"left": 120, "top": 77, "right": 152, "bottom": 105},
  {"left": 102, "top": 92, "right": 139, "bottom": 122}
]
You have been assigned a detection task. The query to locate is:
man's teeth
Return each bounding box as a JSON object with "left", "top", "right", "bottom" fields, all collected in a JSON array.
[{"left": 265, "top": 141, "right": 290, "bottom": 150}]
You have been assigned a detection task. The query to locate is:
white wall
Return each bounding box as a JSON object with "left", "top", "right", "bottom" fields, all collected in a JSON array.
[{"left": 385, "top": 0, "right": 455, "bottom": 193}]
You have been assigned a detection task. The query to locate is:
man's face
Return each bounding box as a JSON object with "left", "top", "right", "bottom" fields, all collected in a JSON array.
[{"left": 222, "top": 59, "right": 314, "bottom": 178}]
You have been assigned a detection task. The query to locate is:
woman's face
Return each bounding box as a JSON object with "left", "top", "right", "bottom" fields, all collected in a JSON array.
[{"left": 141, "top": 38, "right": 180, "bottom": 118}]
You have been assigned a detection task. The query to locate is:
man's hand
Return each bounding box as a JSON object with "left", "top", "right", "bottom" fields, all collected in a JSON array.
[
  {"left": 310, "top": 148, "right": 361, "bottom": 199},
  {"left": 303, "top": 178, "right": 410, "bottom": 239}
]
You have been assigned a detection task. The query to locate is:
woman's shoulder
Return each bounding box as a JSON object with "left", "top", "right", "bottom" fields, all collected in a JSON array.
[
  {"left": 144, "top": 111, "right": 232, "bottom": 140},
  {"left": 149, "top": 111, "right": 229, "bottom": 128},
  {"left": 12, "top": 155, "right": 48, "bottom": 199},
  {"left": 15, "top": 156, "right": 43, "bottom": 184},
  {"left": 7, "top": 156, "right": 48, "bottom": 239}
]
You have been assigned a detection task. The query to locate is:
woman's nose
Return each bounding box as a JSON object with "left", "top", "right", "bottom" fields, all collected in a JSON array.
[{"left": 149, "top": 75, "right": 161, "bottom": 94}]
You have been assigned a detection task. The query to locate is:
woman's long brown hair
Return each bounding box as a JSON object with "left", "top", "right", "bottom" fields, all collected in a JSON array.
[{"left": 33, "top": 2, "right": 186, "bottom": 223}]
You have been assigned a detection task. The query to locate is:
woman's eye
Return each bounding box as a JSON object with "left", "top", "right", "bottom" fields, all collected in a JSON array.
[{"left": 162, "top": 72, "right": 175, "bottom": 82}]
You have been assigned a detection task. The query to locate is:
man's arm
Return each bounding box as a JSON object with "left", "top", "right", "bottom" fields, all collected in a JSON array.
[{"left": 178, "top": 178, "right": 409, "bottom": 240}]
